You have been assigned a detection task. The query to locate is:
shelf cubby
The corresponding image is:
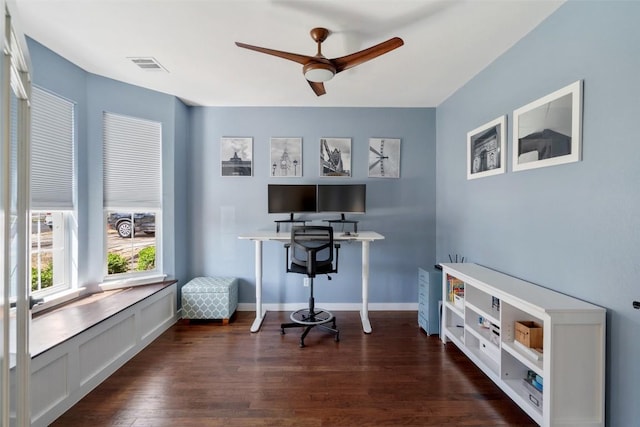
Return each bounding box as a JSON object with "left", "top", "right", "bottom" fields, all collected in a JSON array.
[
  {"left": 442, "top": 302, "right": 464, "bottom": 346},
  {"left": 465, "top": 285, "right": 500, "bottom": 324},
  {"left": 464, "top": 327, "right": 500, "bottom": 378},
  {"left": 464, "top": 305, "right": 500, "bottom": 347}
]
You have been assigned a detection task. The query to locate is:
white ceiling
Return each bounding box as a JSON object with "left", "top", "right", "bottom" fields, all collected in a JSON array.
[{"left": 13, "top": 0, "right": 564, "bottom": 107}]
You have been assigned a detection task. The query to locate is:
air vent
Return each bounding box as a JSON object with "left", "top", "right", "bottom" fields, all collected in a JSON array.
[{"left": 128, "top": 57, "right": 168, "bottom": 72}]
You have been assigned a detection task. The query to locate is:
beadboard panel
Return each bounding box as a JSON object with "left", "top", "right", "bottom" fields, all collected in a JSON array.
[
  {"left": 31, "top": 354, "right": 68, "bottom": 421},
  {"left": 79, "top": 315, "right": 136, "bottom": 386},
  {"left": 140, "top": 291, "right": 176, "bottom": 341}
]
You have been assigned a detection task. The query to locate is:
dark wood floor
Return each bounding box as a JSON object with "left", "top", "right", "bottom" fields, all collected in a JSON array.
[{"left": 52, "top": 311, "right": 535, "bottom": 426}]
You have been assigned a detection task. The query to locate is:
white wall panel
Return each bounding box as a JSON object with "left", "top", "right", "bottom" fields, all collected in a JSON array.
[{"left": 31, "top": 283, "right": 178, "bottom": 427}]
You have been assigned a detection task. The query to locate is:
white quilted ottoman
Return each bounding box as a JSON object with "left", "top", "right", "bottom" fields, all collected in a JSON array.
[{"left": 181, "top": 277, "right": 238, "bottom": 324}]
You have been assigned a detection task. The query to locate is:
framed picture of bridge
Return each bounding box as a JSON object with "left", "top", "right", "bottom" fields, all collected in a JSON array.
[
  {"left": 320, "top": 137, "right": 351, "bottom": 177},
  {"left": 369, "top": 138, "right": 401, "bottom": 178},
  {"left": 512, "top": 80, "right": 582, "bottom": 172}
]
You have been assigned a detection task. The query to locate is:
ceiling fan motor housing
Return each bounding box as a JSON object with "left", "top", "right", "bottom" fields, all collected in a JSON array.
[{"left": 303, "top": 61, "right": 336, "bottom": 82}]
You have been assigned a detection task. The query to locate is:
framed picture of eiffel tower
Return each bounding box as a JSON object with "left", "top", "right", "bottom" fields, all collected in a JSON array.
[
  {"left": 270, "top": 137, "right": 302, "bottom": 177},
  {"left": 369, "top": 138, "right": 400, "bottom": 178}
]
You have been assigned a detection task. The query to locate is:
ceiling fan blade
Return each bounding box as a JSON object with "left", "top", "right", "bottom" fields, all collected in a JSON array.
[
  {"left": 307, "top": 80, "right": 326, "bottom": 96},
  {"left": 331, "top": 37, "right": 404, "bottom": 73},
  {"left": 235, "top": 42, "right": 312, "bottom": 65}
]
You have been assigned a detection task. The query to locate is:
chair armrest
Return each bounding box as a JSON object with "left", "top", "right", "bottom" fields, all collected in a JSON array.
[{"left": 334, "top": 243, "right": 340, "bottom": 273}]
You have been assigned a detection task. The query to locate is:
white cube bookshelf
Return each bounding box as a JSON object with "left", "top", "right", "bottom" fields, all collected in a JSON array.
[{"left": 440, "top": 263, "right": 605, "bottom": 427}]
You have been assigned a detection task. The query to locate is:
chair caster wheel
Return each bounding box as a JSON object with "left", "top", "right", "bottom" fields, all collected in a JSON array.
[
  {"left": 299, "top": 341, "right": 305, "bottom": 348},
  {"left": 281, "top": 329, "right": 285, "bottom": 335}
]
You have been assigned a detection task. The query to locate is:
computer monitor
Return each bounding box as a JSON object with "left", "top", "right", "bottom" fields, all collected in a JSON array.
[
  {"left": 317, "top": 184, "right": 366, "bottom": 214},
  {"left": 267, "top": 184, "right": 317, "bottom": 214}
]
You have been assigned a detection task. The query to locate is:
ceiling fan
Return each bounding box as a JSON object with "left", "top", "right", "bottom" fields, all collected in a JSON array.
[{"left": 235, "top": 28, "right": 404, "bottom": 96}]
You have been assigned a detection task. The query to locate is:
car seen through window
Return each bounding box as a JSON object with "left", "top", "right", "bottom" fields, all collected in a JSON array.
[{"left": 107, "top": 212, "right": 155, "bottom": 238}]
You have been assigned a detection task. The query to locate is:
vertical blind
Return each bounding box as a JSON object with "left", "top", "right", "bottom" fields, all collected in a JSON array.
[
  {"left": 103, "top": 112, "right": 161, "bottom": 208},
  {"left": 31, "top": 86, "right": 75, "bottom": 209}
]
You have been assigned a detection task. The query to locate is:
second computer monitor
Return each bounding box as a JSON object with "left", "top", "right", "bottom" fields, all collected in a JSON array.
[{"left": 317, "top": 184, "right": 366, "bottom": 214}]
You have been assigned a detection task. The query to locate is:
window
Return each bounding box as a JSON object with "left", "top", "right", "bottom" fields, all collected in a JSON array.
[
  {"left": 30, "top": 86, "right": 76, "bottom": 297},
  {"left": 103, "top": 112, "right": 161, "bottom": 279},
  {"left": 31, "top": 211, "right": 67, "bottom": 294}
]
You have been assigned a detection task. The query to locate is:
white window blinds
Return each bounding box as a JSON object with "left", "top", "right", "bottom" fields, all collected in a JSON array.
[
  {"left": 103, "top": 112, "right": 161, "bottom": 208},
  {"left": 31, "top": 87, "right": 75, "bottom": 209}
]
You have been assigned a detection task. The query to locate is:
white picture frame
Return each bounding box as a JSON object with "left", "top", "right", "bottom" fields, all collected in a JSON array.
[
  {"left": 270, "top": 137, "right": 302, "bottom": 177},
  {"left": 369, "top": 138, "right": 401, "bottom": 178},
  {"left": 467, "top": 116, "right": 506, "bottom": 180},
  {"left": 221, "top": 137, "right": 253, "bottom": 176},
  {"left": 320, "top": 137, "right": 351, "bottom": 177},
  {"left": 512, "top": 80, "right": 583, "bottom": 172}
]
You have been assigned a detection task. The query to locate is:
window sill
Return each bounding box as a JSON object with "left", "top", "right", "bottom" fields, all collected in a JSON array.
[
  {"left": 32, "top": 287, "right": 88, "bottom": 317},
  {"left": 100, "top": 273, "right": 167, "bottom": 291}
]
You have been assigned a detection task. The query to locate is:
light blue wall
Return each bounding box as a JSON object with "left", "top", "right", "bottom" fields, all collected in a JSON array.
[
  {"left": 173, "top": 98, "right": 190, "bottom": 284},
  {"left": 436, "top": 2, "right": 640, "bottom": 425},
  {"left": 27, "top": 38, "right": 187, "bottom": 292},
  {"left": 26, "top": 38, "right": 437, "bottom": 303},
  {"left": 188, "top": 107, "right": 436, "bottom": 305}
]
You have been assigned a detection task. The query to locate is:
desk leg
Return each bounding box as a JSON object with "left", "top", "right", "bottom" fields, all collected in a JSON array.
[
  {"left": 251, "top": 240, "right": 266, "bottom": 332},
  {"left": 360, "top": 240, "right": 372, "bottom": 334}
]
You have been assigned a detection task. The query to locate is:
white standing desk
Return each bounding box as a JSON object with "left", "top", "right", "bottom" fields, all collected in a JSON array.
[{"left": 238, "top": 230, "right": 385, "bottom": 333}]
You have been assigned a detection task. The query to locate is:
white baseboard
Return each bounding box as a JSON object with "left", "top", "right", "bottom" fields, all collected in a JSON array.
[{"left": 237, "top": 302, "right": 418, "bottom": 312}]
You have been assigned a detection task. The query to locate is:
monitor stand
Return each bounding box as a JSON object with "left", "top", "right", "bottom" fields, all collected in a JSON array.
[
  {"left": 323, "top": 213, "right": 359, "bottom": 233},
  {"left": 274, "top": 213, "right": 307, "bottom": 233}
]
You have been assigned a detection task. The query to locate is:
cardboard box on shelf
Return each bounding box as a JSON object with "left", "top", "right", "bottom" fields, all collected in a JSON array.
[{"left": 515, "top": 320, "right": 543, "bottom": 349}]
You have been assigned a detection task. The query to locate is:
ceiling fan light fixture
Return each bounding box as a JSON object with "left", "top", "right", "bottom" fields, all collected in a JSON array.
[{"left": 303, "top": 62, "right": 335, "bottom": 82}]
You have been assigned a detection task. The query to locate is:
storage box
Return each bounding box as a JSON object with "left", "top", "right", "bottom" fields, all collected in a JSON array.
[
  {"left": 182, "top": 277, "right": 238, "bottom": 323},
  {"left": 522, "top": 378, "right": 543, "bottom": 408},
  {"left": 515, "top": 320, "right": 543, "bottom": 349}
]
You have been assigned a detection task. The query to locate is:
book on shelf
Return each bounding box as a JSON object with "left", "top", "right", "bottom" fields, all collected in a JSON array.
[
  {"left": 447, "top": 276, "right": 464, "bottom": 303},
  {"left": 526, "top": 370, "right": 543, "bottom": 391}
]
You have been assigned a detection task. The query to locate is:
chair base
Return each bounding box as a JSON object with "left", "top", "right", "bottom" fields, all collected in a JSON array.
[{"left": 281, "top": 308, "right": 339, "bottom": 347}]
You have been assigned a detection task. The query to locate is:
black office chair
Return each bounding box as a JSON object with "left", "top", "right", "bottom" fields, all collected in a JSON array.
[{"left": 281, "top": 226, "right": 340, "bottom": 347}]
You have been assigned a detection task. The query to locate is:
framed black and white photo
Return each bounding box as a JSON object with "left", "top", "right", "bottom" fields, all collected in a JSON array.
[
  {"left": 270, "top": 137, "right": 302, "bottom": 177},
  {"left": 221, "top": 137, "right": 252, "bottom": 176},
  {"left": 320, "top": 137, "right": 351, "bottom": 177},
  {"left": 369, "top": 138, "right": 401, "bottom": 178},
  {"left": 467, "top": 116, "right": 506, "bottom": 180},
  {"left": 512, "top": 80, "right": 583, "bottom": 172}
]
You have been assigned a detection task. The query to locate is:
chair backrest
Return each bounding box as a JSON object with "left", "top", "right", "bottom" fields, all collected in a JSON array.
[{"left": 289, "top": 226, "right": 336, "bottom": 277}]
